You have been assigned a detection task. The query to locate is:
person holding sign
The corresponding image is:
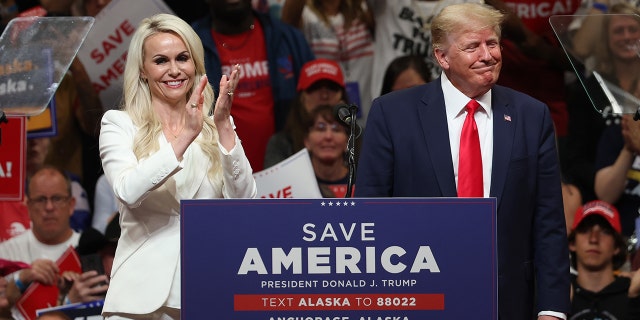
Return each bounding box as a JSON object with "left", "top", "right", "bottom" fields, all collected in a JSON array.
[
  {"left": 0, "top": 166, "right": 83, "bottom": 320},
  {"left": 355, "top": 3, "right": 570, "bottom": 319},
  {"left": 99, "top": 13, "right": 257, "bottom": 319}
]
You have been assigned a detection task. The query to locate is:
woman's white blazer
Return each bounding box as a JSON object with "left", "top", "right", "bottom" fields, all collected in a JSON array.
[{"left": 99, "top": 110, "right": 256, "bottom": 314}]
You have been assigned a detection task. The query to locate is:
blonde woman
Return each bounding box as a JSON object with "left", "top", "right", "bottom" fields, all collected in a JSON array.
[{"left": 99, "top": 13, "right": 256, "bottom": 319}]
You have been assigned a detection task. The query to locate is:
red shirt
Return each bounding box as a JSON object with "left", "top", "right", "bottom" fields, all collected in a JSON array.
[
  {"left": 326, "top": 184, "right": 355, "bottom": 198},
  {"left": 212, "top": 20, "right": 274, "bottom": 172}
]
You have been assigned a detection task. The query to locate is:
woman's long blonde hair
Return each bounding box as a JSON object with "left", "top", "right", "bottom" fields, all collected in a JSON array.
[
  {"left": 122, "top": 13, "right": 222, "bottom": 179},
  {"left": 594, "top": 3, "right": 640, "bottom": 77}
]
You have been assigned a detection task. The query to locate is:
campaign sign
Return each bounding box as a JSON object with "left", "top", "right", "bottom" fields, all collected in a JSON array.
[
  {"left": 26, "top": 97, "right": 57, "bottom": 138},
  {"left": 254, "top": 149, "right": 322, "bottom": 199},
  {"left": 181, "top": 198, "right": 498, "bottom": 320},
  {"left": 36, "top": 300, "right": 104, "bottom": 318},
  {"left": 0, "top": 116, "right": 26, "bottom": 201},
  {"left": 0, "top": 47, "right": 53, "bottom": 111}
]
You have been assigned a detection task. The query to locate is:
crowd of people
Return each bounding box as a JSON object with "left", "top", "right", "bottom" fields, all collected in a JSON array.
[{"left": 0, "top": 0, "right": 640, "bottom": 319}]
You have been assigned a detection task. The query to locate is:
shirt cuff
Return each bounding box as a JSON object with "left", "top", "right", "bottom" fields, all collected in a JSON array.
[
  {"left": 538, "top": 311, "right": 567, "bottom": 320},
  {"left": 218, "top": 134, "right": 240, "bottom": 155}
]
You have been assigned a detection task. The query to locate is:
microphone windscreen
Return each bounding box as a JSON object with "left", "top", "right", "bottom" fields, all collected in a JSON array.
[{"left": 334, "top": 103, "right": 352, "bottom": 125}]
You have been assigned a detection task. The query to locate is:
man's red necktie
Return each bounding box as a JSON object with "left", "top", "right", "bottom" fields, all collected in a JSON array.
[{"left": 458, "top": 99, "right": 483, "bottom": 197}]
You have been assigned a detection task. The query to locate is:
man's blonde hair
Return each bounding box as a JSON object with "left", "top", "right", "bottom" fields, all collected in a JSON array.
[{"left": 431, "top": 3, "right": 505, "bottom": 51}]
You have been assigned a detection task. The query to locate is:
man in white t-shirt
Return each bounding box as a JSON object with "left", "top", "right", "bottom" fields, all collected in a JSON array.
[{"left": 0, "top": 166, "right": 81, "bottom": 319}]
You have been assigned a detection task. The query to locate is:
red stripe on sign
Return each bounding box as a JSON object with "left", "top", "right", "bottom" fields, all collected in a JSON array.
[{"left": 234, "top": 293, "right": 444, "bottom": 311}]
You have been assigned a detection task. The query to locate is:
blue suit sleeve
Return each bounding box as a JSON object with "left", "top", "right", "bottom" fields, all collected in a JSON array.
[
  {"left": 355, "top": 97, "right": 394, "bottom": 197},
  {"left": 533, "top": 104, "right": 571, "bottom": 314}
]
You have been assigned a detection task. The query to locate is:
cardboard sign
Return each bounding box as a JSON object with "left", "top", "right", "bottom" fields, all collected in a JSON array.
[
  {"left": 0, "top": 116, "right": 26, "bottom": 201},
  {"left": 253, "top": 149, "right": 322, "bottom": 198},
  {"left": 17, "top": 246, "right": 82, "bottom": 320}
]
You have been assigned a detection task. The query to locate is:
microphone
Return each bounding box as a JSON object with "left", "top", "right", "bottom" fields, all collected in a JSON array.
[
  {"left": 334, "top": 103, "right": 356, "bottom": 126},
  {"left": 332, "top": 103, "right": 359, "bottom": 198},
  {"left": 333, "top": 103, "right": 362, "bottom": 139}
]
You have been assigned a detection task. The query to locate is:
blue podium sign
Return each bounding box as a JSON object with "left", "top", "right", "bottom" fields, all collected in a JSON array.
[{"left": 181, "top": 198, "right": 497, "bottom": 320}]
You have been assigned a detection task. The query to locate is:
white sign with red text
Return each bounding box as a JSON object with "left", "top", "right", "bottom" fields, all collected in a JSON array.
[
  {"left": 75, "top": 0, "right": 174, "bottom": 110},
  {"left": 253, "top": 149, "right": 322, "bottom": 199}
]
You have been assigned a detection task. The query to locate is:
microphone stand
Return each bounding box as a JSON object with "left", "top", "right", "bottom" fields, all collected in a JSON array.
[{"left": 345, "top": 104, "right": 358, "bottom": 198}]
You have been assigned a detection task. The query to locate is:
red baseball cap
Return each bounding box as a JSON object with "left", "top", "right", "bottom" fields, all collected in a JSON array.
[
  {"left": 297, "top": 59, "right": 345, "bottom": 91},
  {"left": 572, "top": 200, "right": 622, "bottom": 233}
]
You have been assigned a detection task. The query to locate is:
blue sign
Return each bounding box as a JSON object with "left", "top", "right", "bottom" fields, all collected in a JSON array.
[
  {"left": 0, "top": 47, "right": 53, "bottom": 110},
  {"left": 36, "top": 300, "right": 104, "bottom": 318},
  {"left": 181, "top": 198, "right": 497, "bottom": 319}
]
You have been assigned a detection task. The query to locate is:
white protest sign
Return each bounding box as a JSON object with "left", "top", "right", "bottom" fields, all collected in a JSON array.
[
  {"left": 76, "top": 0, "right": 174, "bottom": 111},
  {"left": 253, "top": 148, "right": 322, "bottom": 198}
]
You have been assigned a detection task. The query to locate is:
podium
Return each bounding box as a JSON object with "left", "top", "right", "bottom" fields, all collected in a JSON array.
[{"left": 181, "top": 198, "right": 498, "bottom": 319}]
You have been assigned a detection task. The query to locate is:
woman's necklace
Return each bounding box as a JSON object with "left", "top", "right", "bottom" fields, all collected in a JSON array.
[
  {"left": 164, "top": 125, "right": 183, "bottom": 139},
  {"left": 221, "top": 24, "right": 255, "bottom": 51}
]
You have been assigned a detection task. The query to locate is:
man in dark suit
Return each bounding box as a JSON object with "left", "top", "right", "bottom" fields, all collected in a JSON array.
[{"left": 355, "top": 3, "right": 570, "bottom": 319}]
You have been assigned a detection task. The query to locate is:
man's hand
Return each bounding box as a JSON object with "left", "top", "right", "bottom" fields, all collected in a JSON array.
[
  {"left": 21, "top": 259, "right": 59, "bottom": 286},
  {"left": 62, "top": 271, "right": 109, "bottom": 303}
]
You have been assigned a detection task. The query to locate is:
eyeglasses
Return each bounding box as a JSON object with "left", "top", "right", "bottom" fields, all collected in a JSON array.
[
  {"left": 310, "top": 121, "right": 346, "bottom": 134},
  {"left": 28, "top": 195, "right": 71, "bottom": 208}
]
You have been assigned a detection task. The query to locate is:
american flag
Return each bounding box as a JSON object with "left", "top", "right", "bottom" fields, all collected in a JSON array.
[{"left": 504, "top": 114, "right": 511, "bottom": 122}]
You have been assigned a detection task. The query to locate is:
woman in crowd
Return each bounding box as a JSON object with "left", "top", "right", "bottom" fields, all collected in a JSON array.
[
  {"left": 380, "top": 54, "right": 431, "bottom": 96},
  {"left": 592, "top": 3, "right": 640, "bottom": 238},
  {"left": 304, "top": 104, "right": 353, "bottom": 197}
]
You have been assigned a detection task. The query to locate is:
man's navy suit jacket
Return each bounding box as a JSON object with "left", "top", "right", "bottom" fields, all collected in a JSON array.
[{"left": 355, "top": 77, "right": 571, "bottom": 319}]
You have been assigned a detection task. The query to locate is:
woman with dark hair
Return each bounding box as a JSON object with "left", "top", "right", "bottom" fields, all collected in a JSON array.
[
  {"left": 304, "top": 105, "right": 354, "bottom": 198},
  {"left": 380, "top": 55, "right": 431, "bottom": 96}
]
